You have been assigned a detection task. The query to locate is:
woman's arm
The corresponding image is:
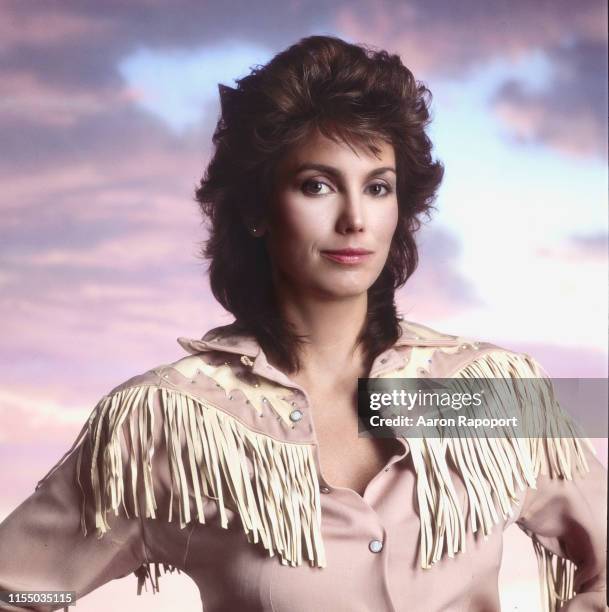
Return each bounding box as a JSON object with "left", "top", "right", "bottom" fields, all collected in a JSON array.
[
  {"left": 516, "top": 441, "right": 608, "bottom": 612},
  {"left": 448, "top": 348, "right": 607, "bottom": 611},
  {"left": 0, "top": 408, "right": 150, "bottom": 611}
]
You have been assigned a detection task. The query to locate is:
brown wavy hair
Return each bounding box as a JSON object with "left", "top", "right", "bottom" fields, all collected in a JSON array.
[{"left": 194, "top": 35, "right": 444, "bottom": 374}]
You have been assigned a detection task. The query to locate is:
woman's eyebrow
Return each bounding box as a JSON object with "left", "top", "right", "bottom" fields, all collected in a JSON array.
[{"left": 292, "top": 163, "right": 396, "bottom": 179}]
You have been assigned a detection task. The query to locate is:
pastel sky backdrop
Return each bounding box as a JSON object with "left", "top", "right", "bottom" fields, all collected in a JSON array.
[{"left": 0, "top": 1, "right": 607, "bottom": 611}]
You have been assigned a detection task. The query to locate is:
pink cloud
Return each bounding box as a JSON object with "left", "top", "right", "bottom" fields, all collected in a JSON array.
[
  {"left": 0, "top": 71, "right": 136, "bottom": 127},
  {"left": 535, "top": 233, "right": 609, "bottom": 264},
  {"left": 337, "top": 2, "right": 607, "bottom": 160},
  {"left": 396, "top": 226, "right": 482, "bottom": 320},
  {"left": 0, "top": 5, "right": 113, "bottom": 51},
  {"left": 0, "top": 387, "right": 91, "bottom": 444},
  {"left": 336, "top": 0, "right": 605, "bottom": 77},
  {"left": 492, "top": 82, "right": 607, "bottom": 159}
]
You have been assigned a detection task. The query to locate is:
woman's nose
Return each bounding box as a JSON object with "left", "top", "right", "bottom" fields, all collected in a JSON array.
[{"left": 336, "top": 190, "right": 365, "bottom": 233}]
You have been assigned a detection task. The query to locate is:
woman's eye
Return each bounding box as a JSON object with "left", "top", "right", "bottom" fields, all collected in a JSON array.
[
  {"left": 302, "top": 179, "right": 331, "bottom": 195},
  {"left": 301, "top": 179, "right": 393, "bottom": 197},
  {"left": 367, "top": 183, "right": 392, "bottom": 196}
]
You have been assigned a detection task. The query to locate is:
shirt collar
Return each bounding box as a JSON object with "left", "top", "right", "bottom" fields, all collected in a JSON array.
[
  {"left": 177, "top": 324, "right": 261, "bottom": 358},
  {"left": 176, "top": 318, "right": 460, "bottom": 359}
]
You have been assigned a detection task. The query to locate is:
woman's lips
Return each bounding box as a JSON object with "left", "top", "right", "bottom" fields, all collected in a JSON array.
[{"left": 320, "top": 250, "right": 373, "bottom": 265}]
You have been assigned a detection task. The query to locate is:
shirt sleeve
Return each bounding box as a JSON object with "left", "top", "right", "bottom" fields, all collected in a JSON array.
[
  {"left": 0, "top": 401, "right": 150, "bottom": 612},
  {"left": 515, "top": 440, "right": 608, "bottom": 612},
  {"left": 451, "top": 348, "right": 608, "bottom": 611}
]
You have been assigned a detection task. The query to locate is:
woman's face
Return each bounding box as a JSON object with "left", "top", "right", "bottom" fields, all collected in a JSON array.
[{"left": 261, "top": 129, "right": 399, "bottom": 301}]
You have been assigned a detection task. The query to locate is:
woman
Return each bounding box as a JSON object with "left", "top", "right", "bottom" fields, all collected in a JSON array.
[{"left": 0, "top": 35, "right": 606, "bottom": 612}]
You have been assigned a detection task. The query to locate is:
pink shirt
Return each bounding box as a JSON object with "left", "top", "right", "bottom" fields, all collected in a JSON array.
[{"left": 0, "top": 319, "right": 606, "bottom": 611}]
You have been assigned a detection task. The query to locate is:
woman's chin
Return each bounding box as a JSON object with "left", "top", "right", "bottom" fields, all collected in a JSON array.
[{"left": 311, "top": 277, "right": 373, "bottom": 299}]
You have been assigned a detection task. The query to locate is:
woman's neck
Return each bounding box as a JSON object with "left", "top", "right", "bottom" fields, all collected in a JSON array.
[{"left": 277, "top": 292, "right": 369, "bottom": 385}]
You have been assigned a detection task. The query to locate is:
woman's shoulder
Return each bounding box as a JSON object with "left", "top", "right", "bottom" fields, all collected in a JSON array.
[
  {"left": 396, "top": 318, "right": 545, "bottom": 379},
  {"left": 103, "top": 322, "right": 262, "bottom": 397},
  {"left": 90, "top": 324, "right": 311, "bottom": 456}
]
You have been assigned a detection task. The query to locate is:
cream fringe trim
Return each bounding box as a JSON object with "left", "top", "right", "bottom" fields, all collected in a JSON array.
[
  {"left": 532, "top": 535, "right": 575, "bottom": 611},
  {"left": 405, "top": 350, "right": 591, "bottom": 612},
  {"left": 133, "top": 561, "right": 181, "bottom": 595},
  {"left": 67, "top": 383, "right": 326, "bottom": 594}
]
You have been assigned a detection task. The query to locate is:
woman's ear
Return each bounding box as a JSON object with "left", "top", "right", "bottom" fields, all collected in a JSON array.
[{"left": 244, "top": 217, "right": 268, "bottom": 238}]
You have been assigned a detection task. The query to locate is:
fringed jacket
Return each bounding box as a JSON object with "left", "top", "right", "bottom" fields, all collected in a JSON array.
[{"left": 0, "top": 319, "right": 606, "bottom": 612}]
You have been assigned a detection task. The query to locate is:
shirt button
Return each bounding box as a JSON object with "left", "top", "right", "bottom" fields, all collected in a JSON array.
[
  {"left": 369, "top": 539, "right": 383, "bottom": 553},
  {"left": 289, "top": 409, "right": 303, "bottom": 422},
  {"left": 320, "top": 486, "right": 331, "bottom": 494}
]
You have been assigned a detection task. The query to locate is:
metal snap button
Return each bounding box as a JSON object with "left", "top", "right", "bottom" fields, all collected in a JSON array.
[
  {"left": 369, "top": 539, "right": 383, "bottom": 553},
  {"left": 320, "top": 485, "right": 331, "bottom": 494},
  {"left": 289, "top": 409, "right": 303, "bottom": 422}
]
